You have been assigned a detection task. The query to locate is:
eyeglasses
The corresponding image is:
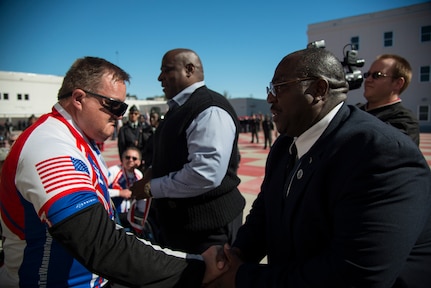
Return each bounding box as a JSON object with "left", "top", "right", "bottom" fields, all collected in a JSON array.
[
  {"left": 124, "top": 155, "right": 138, "bottom": 161},
  {"left": 82, "top": 89, "right": 129, "bottom": 117},
  {"left": 363, "top": 71, "right": 393, "bottom": 80},
  {"left": 267, "top": 77, "right": 316, "bottom": 97}
]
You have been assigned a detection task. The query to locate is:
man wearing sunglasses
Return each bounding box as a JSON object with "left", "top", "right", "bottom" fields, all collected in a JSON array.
[
  {"left": 358, "top": 54, "right": 420, "bottom": 145},
  {"left": 0, "top": 56, "right": 226, "bottom": 287},
  {"left": 108, "top": 146, "right": 143, "bottom": 231},
  {"left": 210, "top": 48, "right": 431, "bottom": 287}
]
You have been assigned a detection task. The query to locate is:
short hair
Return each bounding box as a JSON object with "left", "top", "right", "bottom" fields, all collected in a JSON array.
[
  {"left": 288, "top": 48, "right": 349, "bottom": 91},
  {"left": 377, "top": 54, "right": 412, "bottom": 94},
  {"left": 58, "top": 56, "right": 130, "bottom": 98},
  {"left": 150, "top": 111, "right": 160, "bottom": 118}
]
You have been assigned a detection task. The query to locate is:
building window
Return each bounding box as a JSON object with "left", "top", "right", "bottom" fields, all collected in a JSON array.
[
  {"left": 3, "top": 93, "right": 9, "bottom": 100},
  {"left": 351, "top": 36, "right": 359, "bottom": 50},
  {"left": 384, "top": 31, "right": 393, "bottom": 47},
  {"left": 419, "top": 105, "right": 429, "bottom": 121},
  {"left": 25, "top": 94, "right": 29, "bottom": 100},
  {"left": 420, "top": 66, "right": 430, "bottom": 82},
  {"left": 421, "top": 25, "right": 431, "bottom": 42},
  {"left": 17, "top": 93, "right": 22, "bottom": 100}
]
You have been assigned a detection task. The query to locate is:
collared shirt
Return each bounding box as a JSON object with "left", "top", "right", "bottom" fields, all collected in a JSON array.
[
  {"left": 167, "top": 81, "right": 205, "bottom": 108},
  {"left": 296, "top": 102, "right": 344, "bottom": 159},
  {"left": 151, "top": 81, "right": 236, "bottom": 198},
  {"left": 129, "top": 121, "right": 139, "bottom": 129},
  {"left": 284, "top": 103, "right": 343, "bottom": 198}
]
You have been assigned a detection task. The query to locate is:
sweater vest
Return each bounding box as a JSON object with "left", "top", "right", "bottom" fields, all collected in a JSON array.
[{"left": 152, "top": 86, "right": 245, "bottom": 232}]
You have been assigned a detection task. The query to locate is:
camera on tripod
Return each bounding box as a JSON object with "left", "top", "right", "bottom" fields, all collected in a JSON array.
[{"left": 307, "top": 40, "right": 365, "bottom": 90}]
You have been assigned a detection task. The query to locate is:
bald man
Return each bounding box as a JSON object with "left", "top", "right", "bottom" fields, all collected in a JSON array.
[{"left": 132, "top": 48, "right": 245, "bottom": 254}]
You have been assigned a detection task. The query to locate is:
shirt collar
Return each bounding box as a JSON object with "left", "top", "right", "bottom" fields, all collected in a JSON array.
[
  {"left": 54, "top": 103, "right": 95, "bottom": 145},
  {"left": 169, "top": 81, "right": 205, "bottom": 108},
  {"left": 295, "top": 102, "right": 343, "bottom": 158}
]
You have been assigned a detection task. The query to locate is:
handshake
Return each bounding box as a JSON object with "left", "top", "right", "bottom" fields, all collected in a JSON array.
[
  {"left": 130, "top": 169, "right": 153, "bottom": 199},
  {"left": 201, "top": 244, "right": 243, "bottom": 288},
  {"left": 130, "top": 169, "right": 243, "bottom": 287}
]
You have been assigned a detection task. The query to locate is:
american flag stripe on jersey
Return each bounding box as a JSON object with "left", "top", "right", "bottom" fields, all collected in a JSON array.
[{"left": 36, "top": 156, "right": 94, "bottom": 194}]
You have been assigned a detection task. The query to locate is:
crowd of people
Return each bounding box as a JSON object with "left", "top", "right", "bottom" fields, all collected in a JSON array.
[{"left": 0, "top": 46, "right": 430, "bottom": 287}]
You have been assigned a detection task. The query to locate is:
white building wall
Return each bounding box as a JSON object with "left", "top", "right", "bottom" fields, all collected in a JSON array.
[
  {"left": 0, "top": 71, "right": 62, "bottom": 119},
  {"left": 307, "top": 2, "right": 431, "bottom": 130}
]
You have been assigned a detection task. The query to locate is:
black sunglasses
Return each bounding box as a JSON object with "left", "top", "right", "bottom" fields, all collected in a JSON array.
[
  {"left": 81, "top": 89, "right": 128, "bottom": 117},
  {"left": 363, "top": 71, "right": 394, "bottom": 80},
  {"left": 58, "top": 89, "right": 129, "bottom": 117},
  {"left": 125, "top": 155, "right": 138, "bottom": 161}
]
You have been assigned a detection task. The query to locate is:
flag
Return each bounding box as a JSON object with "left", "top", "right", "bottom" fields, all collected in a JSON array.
[{"left": 36, "top": 156, "right": 94, "bottom": 194}]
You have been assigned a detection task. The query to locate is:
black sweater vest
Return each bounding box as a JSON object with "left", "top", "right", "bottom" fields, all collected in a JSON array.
[{"left": 152, "top": 86, "right": 245, "bottom": 232}]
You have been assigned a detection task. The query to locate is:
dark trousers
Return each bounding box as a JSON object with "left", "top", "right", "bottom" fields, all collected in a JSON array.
[
  {"left": 158, "top": 212, "right": 243, "bottom": 254},
  {"left": 251, "top": 130, "right": 259, "bottom": 143},
  {"left": 263, "top": 130, "right": 272, "bottom": 148}
]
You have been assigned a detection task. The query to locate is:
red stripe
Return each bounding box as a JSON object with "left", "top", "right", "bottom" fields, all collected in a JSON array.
[{"left": 0, "top": 113, "right": 51, "bottom": 239}]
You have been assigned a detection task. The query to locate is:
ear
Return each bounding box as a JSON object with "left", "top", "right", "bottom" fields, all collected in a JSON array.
[
  {"left": 185, "top": 63, "right": 195, "bottom": 77},
  {"left": 305, "top": 78, "right": 329, "bottom": 103},
  {"left": 393, "top": 77, "right": 405, "bottom": 93},
  {"left": 315, "top": 78, "right": 329, "bottom": 97},
  {"left": 71, "top": 89, "right": 85, "bottom": 109}
]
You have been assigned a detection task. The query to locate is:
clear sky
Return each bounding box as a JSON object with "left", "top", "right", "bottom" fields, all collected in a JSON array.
[{"left": 0, "top": 0, "right": 428, "bottom": 100}]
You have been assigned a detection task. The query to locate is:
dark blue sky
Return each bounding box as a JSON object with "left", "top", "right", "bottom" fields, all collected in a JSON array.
[{"left": 0, "top": 0, "right": 427, "bottom": 99}]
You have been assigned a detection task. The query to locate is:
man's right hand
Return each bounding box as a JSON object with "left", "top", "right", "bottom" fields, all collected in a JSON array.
[
  {"left": 130, "top": 168, "right": 153, "bottom": 199},
  {"left": 130, "top": 179, "right": 151, "bottom": 199}
]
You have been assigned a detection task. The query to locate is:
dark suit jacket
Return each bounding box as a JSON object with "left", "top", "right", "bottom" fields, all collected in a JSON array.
[
  {"left": 233, "top": 104, "right": 431, "bottom": 287},
  {"left": 358, "top": 102, "right": 420, "bottom": 146}
]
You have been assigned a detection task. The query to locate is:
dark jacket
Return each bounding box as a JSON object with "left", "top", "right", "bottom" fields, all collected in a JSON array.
[
  {"left": 117, "top": 122, "right": 152, "bottom": 157},
  {"left": 358, "top": 102, "right": 420, "bottom": 146},
  {"left": 233, "top": 104, "right": 431, "bottom": 287}
]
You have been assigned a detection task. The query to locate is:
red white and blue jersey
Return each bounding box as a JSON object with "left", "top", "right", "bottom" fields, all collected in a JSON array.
[
  {"left": 108, "top": 166, "right": 152, "bottom": 234},
  {"left": 108, "top": 165, "right": 142, "bottom": 213},
  {"left": 0, "top": 104, "right": 112, "bottom": 287}
]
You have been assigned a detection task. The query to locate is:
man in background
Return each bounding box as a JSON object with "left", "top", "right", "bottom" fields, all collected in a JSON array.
[
  {"left": 117, "top": 104, "right": 150, "bottom": 160},
  {"left": 358, "top": 54, "right": 420, "bottom": 145}
]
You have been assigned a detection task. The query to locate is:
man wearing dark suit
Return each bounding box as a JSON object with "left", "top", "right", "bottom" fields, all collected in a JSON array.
[
  {"left": 213, "top": 48, "right": 431, "bottom": 287},
  {"left": 117, "top": 104, "right": 151, "bottom": 160},
  {"left": 131, "top": 48, "right": 245, "bottom": 254}
]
